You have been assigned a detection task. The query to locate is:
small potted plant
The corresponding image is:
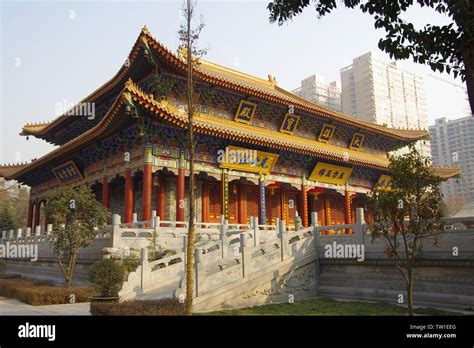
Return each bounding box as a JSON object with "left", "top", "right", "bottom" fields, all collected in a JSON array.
[{"left": 88, "top": 259, "right": 126, "bottom": 303}]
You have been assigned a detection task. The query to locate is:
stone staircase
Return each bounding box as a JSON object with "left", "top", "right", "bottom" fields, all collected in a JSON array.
[{"left": 118, "top": 214, "right": 329, "bottom": 311}]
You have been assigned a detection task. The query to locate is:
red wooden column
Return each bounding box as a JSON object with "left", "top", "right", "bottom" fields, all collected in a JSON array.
[
  {"left": 142, "top": 144, "right": 153, "bottom": 221},
  {"left": 102, "top": 176, "right": 110, "bottom": 209},
  {"left": 201, "top": 181, "right": 209, "bottom": 222},
  {"left": 124, "top": 169, "right": 134, "bottom": 223},
  {"left": 345, "top": 189, "right": 352, "bottom": 225},
  {"left": 157, "top": 172, "right": 167, "bottom": 220},
  {"left": 301, "top": 179, "right": 308, "bottom": 227},
  {"left": 27, "top": 200, "right": 34, "bottom": 228},
  {"left": 34, "top": 200, "right": 41, "bottom": 232},
  {"left": 325, "top": 194, "right": 331, "bottom": 227},
  {"left": 176, "top": 153, "right": 185, "bottom": 222},
  {"left": 238, "top": 182, "right": 247, "bottom": 224},
  {"left": 281, "top": 186, "right": 287, "bottom": 222}
]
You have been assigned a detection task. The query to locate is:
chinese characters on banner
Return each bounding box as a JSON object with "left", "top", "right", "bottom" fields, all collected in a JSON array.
[
  {"left": 308, "top": 162, "right": 352, "bottom": 186},
  {"left": 318, "top": 124, "right": 336, "bottom": 143},
  {"left": 219, "top": 146, "right": 279, "bottom": 174},
  {"left": 280, "top": 113, "right": 301, "bottom": 135},
  {"left": 234, "top": 100, "right": 257, "bottom": 124},
  {"left": 375, "top": 174, "right": 393, "bottom": 190},
  {"left": 349, "top": 133, "right": 365, "bottom": 151},
  {"left": 52, "top": 161, "right": 84, "bottom": 184}
]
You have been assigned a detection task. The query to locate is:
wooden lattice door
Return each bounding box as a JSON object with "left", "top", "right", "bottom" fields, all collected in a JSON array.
[
  {"left": 313, "top": 194, "right": 326, "bottom": 226},
  {"left": 246, "top": 186, "right": 259, "bottom": 224},
  {"left": 228, "top": 184, "right": 239, "bottom": 224},
  {"left": 208, "top": 182, "right": 222, "bottom": 222},
  {"left": 265, "top": 188, "right": 281, "bottom": 225},
  {"left": 286, "top": 191, "right": 299, "bottom": 226},
  {"left": 328, "top": 193, "right": 345, "bottom": 225}
]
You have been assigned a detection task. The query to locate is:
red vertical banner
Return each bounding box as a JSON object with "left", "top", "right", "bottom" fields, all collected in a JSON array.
[
  {"left": 259, "top": 175, "right": 266, "bottom": 225},
  {"left": 301, "top": 183, "right": 308, "bottom": 227},
  {"left": 281, "top": 187, "right": 287, "bottom": 222},
  {"left": 345, "top": 189, "right": 352, "bottom": 225},
  {"left": 325, "top": 194, "right": 331, "bottom": 227},
  {"left": 222, "top": 170, "right": 229, "bottom": 221},
  {"left": 124, "top": 169, "right": 134, "bottom": 223}
]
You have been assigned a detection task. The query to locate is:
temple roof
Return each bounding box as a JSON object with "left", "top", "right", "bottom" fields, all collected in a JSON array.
[
  {"left": 0, "top": 79, "right": 459, "bottom": 184},
  {"left": 430, "top": 167, "right": 461, "bottom": 180},
  {"left": 451, "top": 201, "right": 474, "bottom": 218},
  {"left": 21, "top": 26, "right": 429, "bottom": 144}
]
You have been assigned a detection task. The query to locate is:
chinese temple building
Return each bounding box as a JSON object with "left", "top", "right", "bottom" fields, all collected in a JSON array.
[{"left": 0, "top": 26, "right": 461, "bottom": 232}]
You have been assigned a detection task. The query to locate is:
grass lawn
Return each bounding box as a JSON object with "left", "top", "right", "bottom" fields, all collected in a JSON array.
[{"left": 206, "top": 297, "right": 462, "bottom": 316}]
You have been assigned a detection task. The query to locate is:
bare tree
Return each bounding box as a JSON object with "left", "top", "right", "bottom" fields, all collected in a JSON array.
[
  {"left": 366, "top": 145, "right": 445, "bottom": 315},
  {"left": 178, "top": 0, "right": 207, "bottom": 315}
]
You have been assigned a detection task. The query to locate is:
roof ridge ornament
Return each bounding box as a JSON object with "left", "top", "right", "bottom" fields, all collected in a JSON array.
[
  {"left": 141, "top": 25, "right": 150, "bottom": 35},
  {"left": 177, "top": 46, "right": 188, "bottom": 61},
  {"left": 268, "top": 74, "right": 277, "bottom": 86}
]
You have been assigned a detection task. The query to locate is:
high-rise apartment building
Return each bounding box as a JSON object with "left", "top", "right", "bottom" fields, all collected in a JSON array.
[
  {"left": 340, "top": 52, "right": 430, "bottom": 156},
  {"left": 429, "top": 116, "right": 474, "bottom": 214},
  {"left": 292, "top": 75, "right": 342, "bottom": 113}
]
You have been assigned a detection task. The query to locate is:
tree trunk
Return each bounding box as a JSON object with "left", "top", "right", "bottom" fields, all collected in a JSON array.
[
  {"left": 461, "top": 40, "right": 474, "bottom": 115},
  {"left": 407, "top": 268, "right": 414, "bottom": 316},
  {"left": 184, "top": 0, "right": 196, "bottom": 316}
]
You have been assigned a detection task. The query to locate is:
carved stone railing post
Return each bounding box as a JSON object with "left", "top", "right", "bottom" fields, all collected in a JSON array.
[
  {"left": 132, "top": 213, "right": 138, "bottom": 225},
  {"left": 220, "top": 218, "right": 228, "bottom": 259},
  {"left": 151, "top": 210, "right": 157, "bottom": 228},
  {"left": 311, "top": 212, "right": 319, "bottom": 249},
  {"left": 253, "top": 216, "right": 259, "bottom": 247},
  {"left": 154, "top": 216, "right": 160, "bottom": 234},
  {"left": 16, "top": 228, "right": 22, "bottom": 242},
  {"left": 295, "top": 214, "right": 302, "bottom": 232},
  {"left": 112, "top": 214, "right": 122, "bottom": 248},
  {"left": 25, "top": 227, "right": 31, "bottom": 238},
  {"left": 279, "top": 220, "right": 289, "bottom": 261},
  {"left": 355, "top": 208, "right": 365, "bottom": 245},
  {"left": 34, "top": 226, "right": 41, "bottom": 237},
  {"left": 46, "top": 224, "right": 53, "bottom": 236},
  {"left": 140, "top": 247, "right": 148, "bottom": 290},
  {"left": 240, "top": 233, "right": 250, "bottom": 277},
  {"left": 194, "top": 248, "right": 204, "bottom": 297},
  {"left": 9, "top": 229, "right": 14, "bottom": 240}
]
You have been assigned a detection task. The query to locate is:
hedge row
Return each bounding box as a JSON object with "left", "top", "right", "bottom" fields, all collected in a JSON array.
[
  {"left": 90, "top": 298, "right": 185, "bottom": 316},
  {"left": 0, "top": 276, "right": 99, "bottom": 306}
]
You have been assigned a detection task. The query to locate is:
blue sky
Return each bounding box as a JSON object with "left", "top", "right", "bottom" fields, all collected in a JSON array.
[{"left": 1, "top": 0, "right": 470, "bottom": 164}]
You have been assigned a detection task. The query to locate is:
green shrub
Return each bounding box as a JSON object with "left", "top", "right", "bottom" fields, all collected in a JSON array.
[
  {"left": 90, "top": 298, "right": 185, "bottom": 316},
  {"left": 0, "top": 259, "right": 5, "bottom": 274},
  {"left": 89, "top": 259, "right": 127, "bottom": 297},
  {"left": 0, "top": 277, "right": 98, "bottom": 305},
  {"left": 122, "top": 259, "right": 140, "bottom": 273}
]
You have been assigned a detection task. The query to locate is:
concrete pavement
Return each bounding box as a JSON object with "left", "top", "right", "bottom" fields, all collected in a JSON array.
[{"left": 0, "top": 296, "right": 91, "bottom": 315}]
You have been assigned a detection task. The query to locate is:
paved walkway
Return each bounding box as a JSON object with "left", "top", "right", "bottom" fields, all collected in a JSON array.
[{"left": 0, "top": 296, "right": 91, "bottom": 315}]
